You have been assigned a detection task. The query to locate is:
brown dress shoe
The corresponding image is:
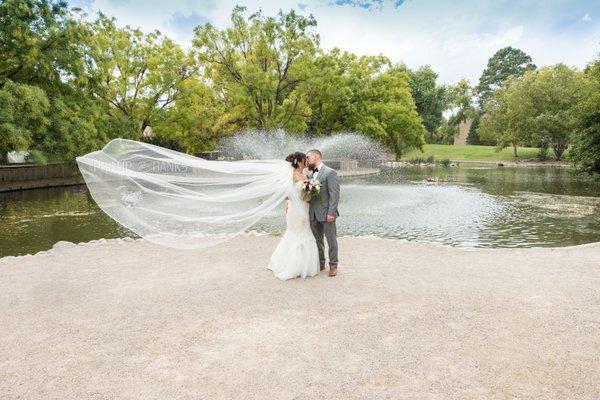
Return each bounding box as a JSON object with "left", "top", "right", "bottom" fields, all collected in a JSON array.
[{"left": 328, "top": 267, "right": 337, "bottom": 277}]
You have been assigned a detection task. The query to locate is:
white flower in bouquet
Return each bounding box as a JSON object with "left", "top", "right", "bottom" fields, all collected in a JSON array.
[{"left": 301, "top": 179, "right": 322, "bottom": 201}]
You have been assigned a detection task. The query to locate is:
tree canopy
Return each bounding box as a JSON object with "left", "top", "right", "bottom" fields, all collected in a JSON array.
[
  {"left": 405, "top": 65, "right": 446, "bottom": 142},
  {"left": 479, "top": 64, "right": 586, "bottom": 159},
  {"left": 571, "top": 57, "right": 600, "bottom": 172},
  {"left": 0, "top": 0, "right": 597, "bottom": 169},
  {"left": 192, "top": 6, "right": 318, "bottom": 134},
  {"left": 476, "top": 46, "right": 536, "bottom": 107}
]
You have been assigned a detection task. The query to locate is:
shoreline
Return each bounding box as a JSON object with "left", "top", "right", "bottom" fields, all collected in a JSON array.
[
  {"left": 2, "top": 233, "right": 600, "bottom": 263},
  {"left": 1, "top": 235, "right": 599, "bottom": 398},
  {"left": 386, "top": 159, "right": 573, "bottom": 168}
]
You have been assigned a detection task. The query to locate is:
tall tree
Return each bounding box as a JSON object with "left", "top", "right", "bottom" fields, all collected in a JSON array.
[
  {"left": 151, "top": 78, "right": 225, "bottom": 154},
  {"left": 86, "top": 14, "right": 195, "bottom": 137},
  {"left": 476, "top": 46, "right": 536, "bottom": 107},
  {"left": 0, "top": 0, "right": 107, "bottom": 164},
  {"left": 571, "top": 57, "right": 600, "bottom": 172},
  {"left": 307, "top": 50, "right": 388, "bottom": 135},
  {"left": 357, "top": 65, "right": 426, "bottom": 157},
  {"left": 446, "top": 78, "right": 477, "bottom": 126},
  {"left": 307, "top": 50, "right": 425, "bottom": 157},
  {"left": 405, "top": 65, "right": 446, "bottom": 142},
  {"left": 0, "top": 81, "right": 50, "bottom": 163},
  {"left": 0, "top": 0, "right": 88, "bottom": 94},
  {"left": 192, "top": 6, "right": 318, "bottom": 133},
  {"left": 479, "top": 64, "right": 584, "bottom": 159}
]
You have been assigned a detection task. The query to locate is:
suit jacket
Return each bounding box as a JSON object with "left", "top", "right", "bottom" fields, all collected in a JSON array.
[{"left": 308, "top": 164, "right": 340, "bottom": 222}]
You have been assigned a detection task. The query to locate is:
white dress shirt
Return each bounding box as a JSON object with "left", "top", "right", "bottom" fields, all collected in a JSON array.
[{"left": 312, "top": 161, "right": 324, "bottom": 180}]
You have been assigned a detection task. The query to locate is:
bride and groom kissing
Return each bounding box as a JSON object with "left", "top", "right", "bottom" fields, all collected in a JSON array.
[{"left": 267, "top": 149, "right": 340, "bottom": 280}]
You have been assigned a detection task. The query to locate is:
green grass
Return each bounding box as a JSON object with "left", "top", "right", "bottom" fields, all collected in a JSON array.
[{"left": 402, "top": 144, "right": 554, "bottom": 162}]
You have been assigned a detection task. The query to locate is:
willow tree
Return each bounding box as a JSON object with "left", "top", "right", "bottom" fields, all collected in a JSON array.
[{"left": 192, "top": 6, "right": 318, "bottom": 134}]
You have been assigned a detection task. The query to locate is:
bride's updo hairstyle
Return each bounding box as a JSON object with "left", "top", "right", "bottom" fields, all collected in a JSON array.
[{"left": 285, "top": 152, "right": 306, "bottom": 168}]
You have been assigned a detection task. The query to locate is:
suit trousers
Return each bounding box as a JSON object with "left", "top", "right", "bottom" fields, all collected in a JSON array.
[{"left": 310, "top": 219, "right": 338, "bottom": 268}]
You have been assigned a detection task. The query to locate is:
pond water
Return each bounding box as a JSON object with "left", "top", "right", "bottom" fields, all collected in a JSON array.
[{"left": 1, "top": 165, "right": 600, "bottom": 257}]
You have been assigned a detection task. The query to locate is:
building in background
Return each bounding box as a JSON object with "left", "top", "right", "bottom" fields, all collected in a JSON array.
[{"left": 453, "top": 119, "right": 472, "bottom": 146}]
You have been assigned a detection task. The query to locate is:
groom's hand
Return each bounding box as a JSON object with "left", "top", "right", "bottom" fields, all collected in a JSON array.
[{"left": 326, "top": 214, "right": 335, "bottom": 222}]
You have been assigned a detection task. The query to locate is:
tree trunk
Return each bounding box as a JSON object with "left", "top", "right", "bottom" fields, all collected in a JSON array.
[
  {"left": 553, "top": 141, "right": 566, "bottom": 160},
  {"left": 513, "top": 143, "right": 518, "bottom": 157},
  {"left": 1, "top": 152, "right": 8, "bottom": 164}
]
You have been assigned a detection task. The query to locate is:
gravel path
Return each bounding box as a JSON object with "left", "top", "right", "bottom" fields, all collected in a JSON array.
[{"left": 1, "top": 236, "right": 599, "bottom": 399}]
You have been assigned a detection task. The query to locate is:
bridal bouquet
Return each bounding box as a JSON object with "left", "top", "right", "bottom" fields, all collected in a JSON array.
[{"left": 301, "top": 179, "right": 322, "bottom": 202}]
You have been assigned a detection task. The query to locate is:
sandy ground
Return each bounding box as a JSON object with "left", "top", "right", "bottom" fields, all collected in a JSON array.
[{"left": 1, "top": 235, "right": 599, "bottom": 400}]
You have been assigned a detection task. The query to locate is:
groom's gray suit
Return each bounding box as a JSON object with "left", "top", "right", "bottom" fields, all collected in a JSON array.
[{"left": 308, "top": 164, "right": 340, "bottom": 269}]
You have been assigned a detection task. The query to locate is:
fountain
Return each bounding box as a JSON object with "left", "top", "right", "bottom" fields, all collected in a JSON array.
[{"left": 216, "top": 130, "right": 389, "bottom": 172}]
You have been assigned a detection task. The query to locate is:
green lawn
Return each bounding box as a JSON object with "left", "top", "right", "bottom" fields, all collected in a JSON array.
[{"left": 402, "top": 144, "right": 549, "bottom": 162}]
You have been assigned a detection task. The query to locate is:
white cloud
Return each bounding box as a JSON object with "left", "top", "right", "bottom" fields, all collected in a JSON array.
[{"left": 69, "top": 0, "right": 600, "bottom": 84}]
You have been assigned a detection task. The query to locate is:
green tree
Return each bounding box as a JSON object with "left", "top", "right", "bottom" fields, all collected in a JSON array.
[
  {"left": 435, "top": 122, "right": 459, "bottom": 145},
  {"left": 152, "top": 78, "right": 225, "bottom": 154},
  {"left": 358, "top": 65, "right": 426, "bottom": 157},
  {"left": 0, "top": 81, "right": 50, "bottom": 163},
  {"left": 192, "top": 6, "right": 318, "bottom": 133},
  {"left": 0, "top": 0, "right": 106, "bottom": 163},
  {"left": 478, "top": 79, "right": 524, "bottom": 156},
  {"left": 479, "top": 64, "right": 584, "bottom": 159},
  {"left": 447, "top": 79, "right": 476, "bottom": 124},
  {"left": 406, "top": 65, "right": 446, "bottom": 142},
  {"left": 86, "top": 14, "right": 195, "bottom": 137},
  {"left": 476, "top": 46, "right": 536, "bottom": 107},
  {"left": 307, "top": 50, "right": 388, "bottom": 134},
  {"left": 307, "top": 50, "right": 425, "bottom": 157},
  {"left": 571, "top": 57, "right": 600, "bottom": 172},
  {"left": 0, "top": 0, "right": 88, "bottom": 94}
]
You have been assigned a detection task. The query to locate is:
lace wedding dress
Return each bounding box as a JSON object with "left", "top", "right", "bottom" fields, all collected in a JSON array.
[{"left": 267, "top": 179, "right": 320, "bottom": 280}]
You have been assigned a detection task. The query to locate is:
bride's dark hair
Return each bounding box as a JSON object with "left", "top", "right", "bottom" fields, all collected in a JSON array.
[{"left": 285, "top": 152, "right": 306, "bottom": 168}]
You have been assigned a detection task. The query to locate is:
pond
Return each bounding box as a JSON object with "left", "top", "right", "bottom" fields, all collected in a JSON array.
[{"left": 1, "top": 165, "right": 600, "bottom": 257}]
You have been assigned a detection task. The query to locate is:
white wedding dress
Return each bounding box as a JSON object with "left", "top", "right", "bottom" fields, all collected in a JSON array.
[{"left": 267, "top": 179, "right": 320, "bottom": 280}]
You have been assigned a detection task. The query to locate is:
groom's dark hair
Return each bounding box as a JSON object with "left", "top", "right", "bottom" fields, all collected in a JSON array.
[{"left": 307, "top": 149, "right": 322, "bottom": 157}]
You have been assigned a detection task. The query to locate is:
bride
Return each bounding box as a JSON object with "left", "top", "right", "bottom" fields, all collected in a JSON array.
[
  {"left": 75, "top": 139, "right": 320, "bottom": 280},
  {"left": 267, "top": 152, "right": 320, "bottom": 280}
]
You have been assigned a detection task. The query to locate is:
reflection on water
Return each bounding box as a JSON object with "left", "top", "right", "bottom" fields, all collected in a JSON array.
[
  {"left": 1, "top": 165, "right": 600, "bottom": 257},
  {"left": 0, "top": 186, "right": 131, "bottom": 257}
]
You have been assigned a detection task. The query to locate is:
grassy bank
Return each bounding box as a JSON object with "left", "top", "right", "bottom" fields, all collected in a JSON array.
[{"left": 401, "top": 144, "right": 568, "bottom": 162}]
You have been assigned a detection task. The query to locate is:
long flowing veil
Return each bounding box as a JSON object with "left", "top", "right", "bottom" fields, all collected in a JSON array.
[{"left": 75, "top": 138, "right": 293, "bottom": 249}]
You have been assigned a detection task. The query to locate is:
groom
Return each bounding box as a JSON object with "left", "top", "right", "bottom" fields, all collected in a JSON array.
[{"left": 306, "top": 149, "right": 340, "bottom": 277}]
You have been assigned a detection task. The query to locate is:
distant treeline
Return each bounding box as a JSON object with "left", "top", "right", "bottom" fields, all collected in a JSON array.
[{"left": 1, "top": 1, "right": 599, "bottom": 172}]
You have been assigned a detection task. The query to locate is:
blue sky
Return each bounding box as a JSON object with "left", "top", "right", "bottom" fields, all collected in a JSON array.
[{"left": 68, "top": 0, "right": 600, "bottom": 84}]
